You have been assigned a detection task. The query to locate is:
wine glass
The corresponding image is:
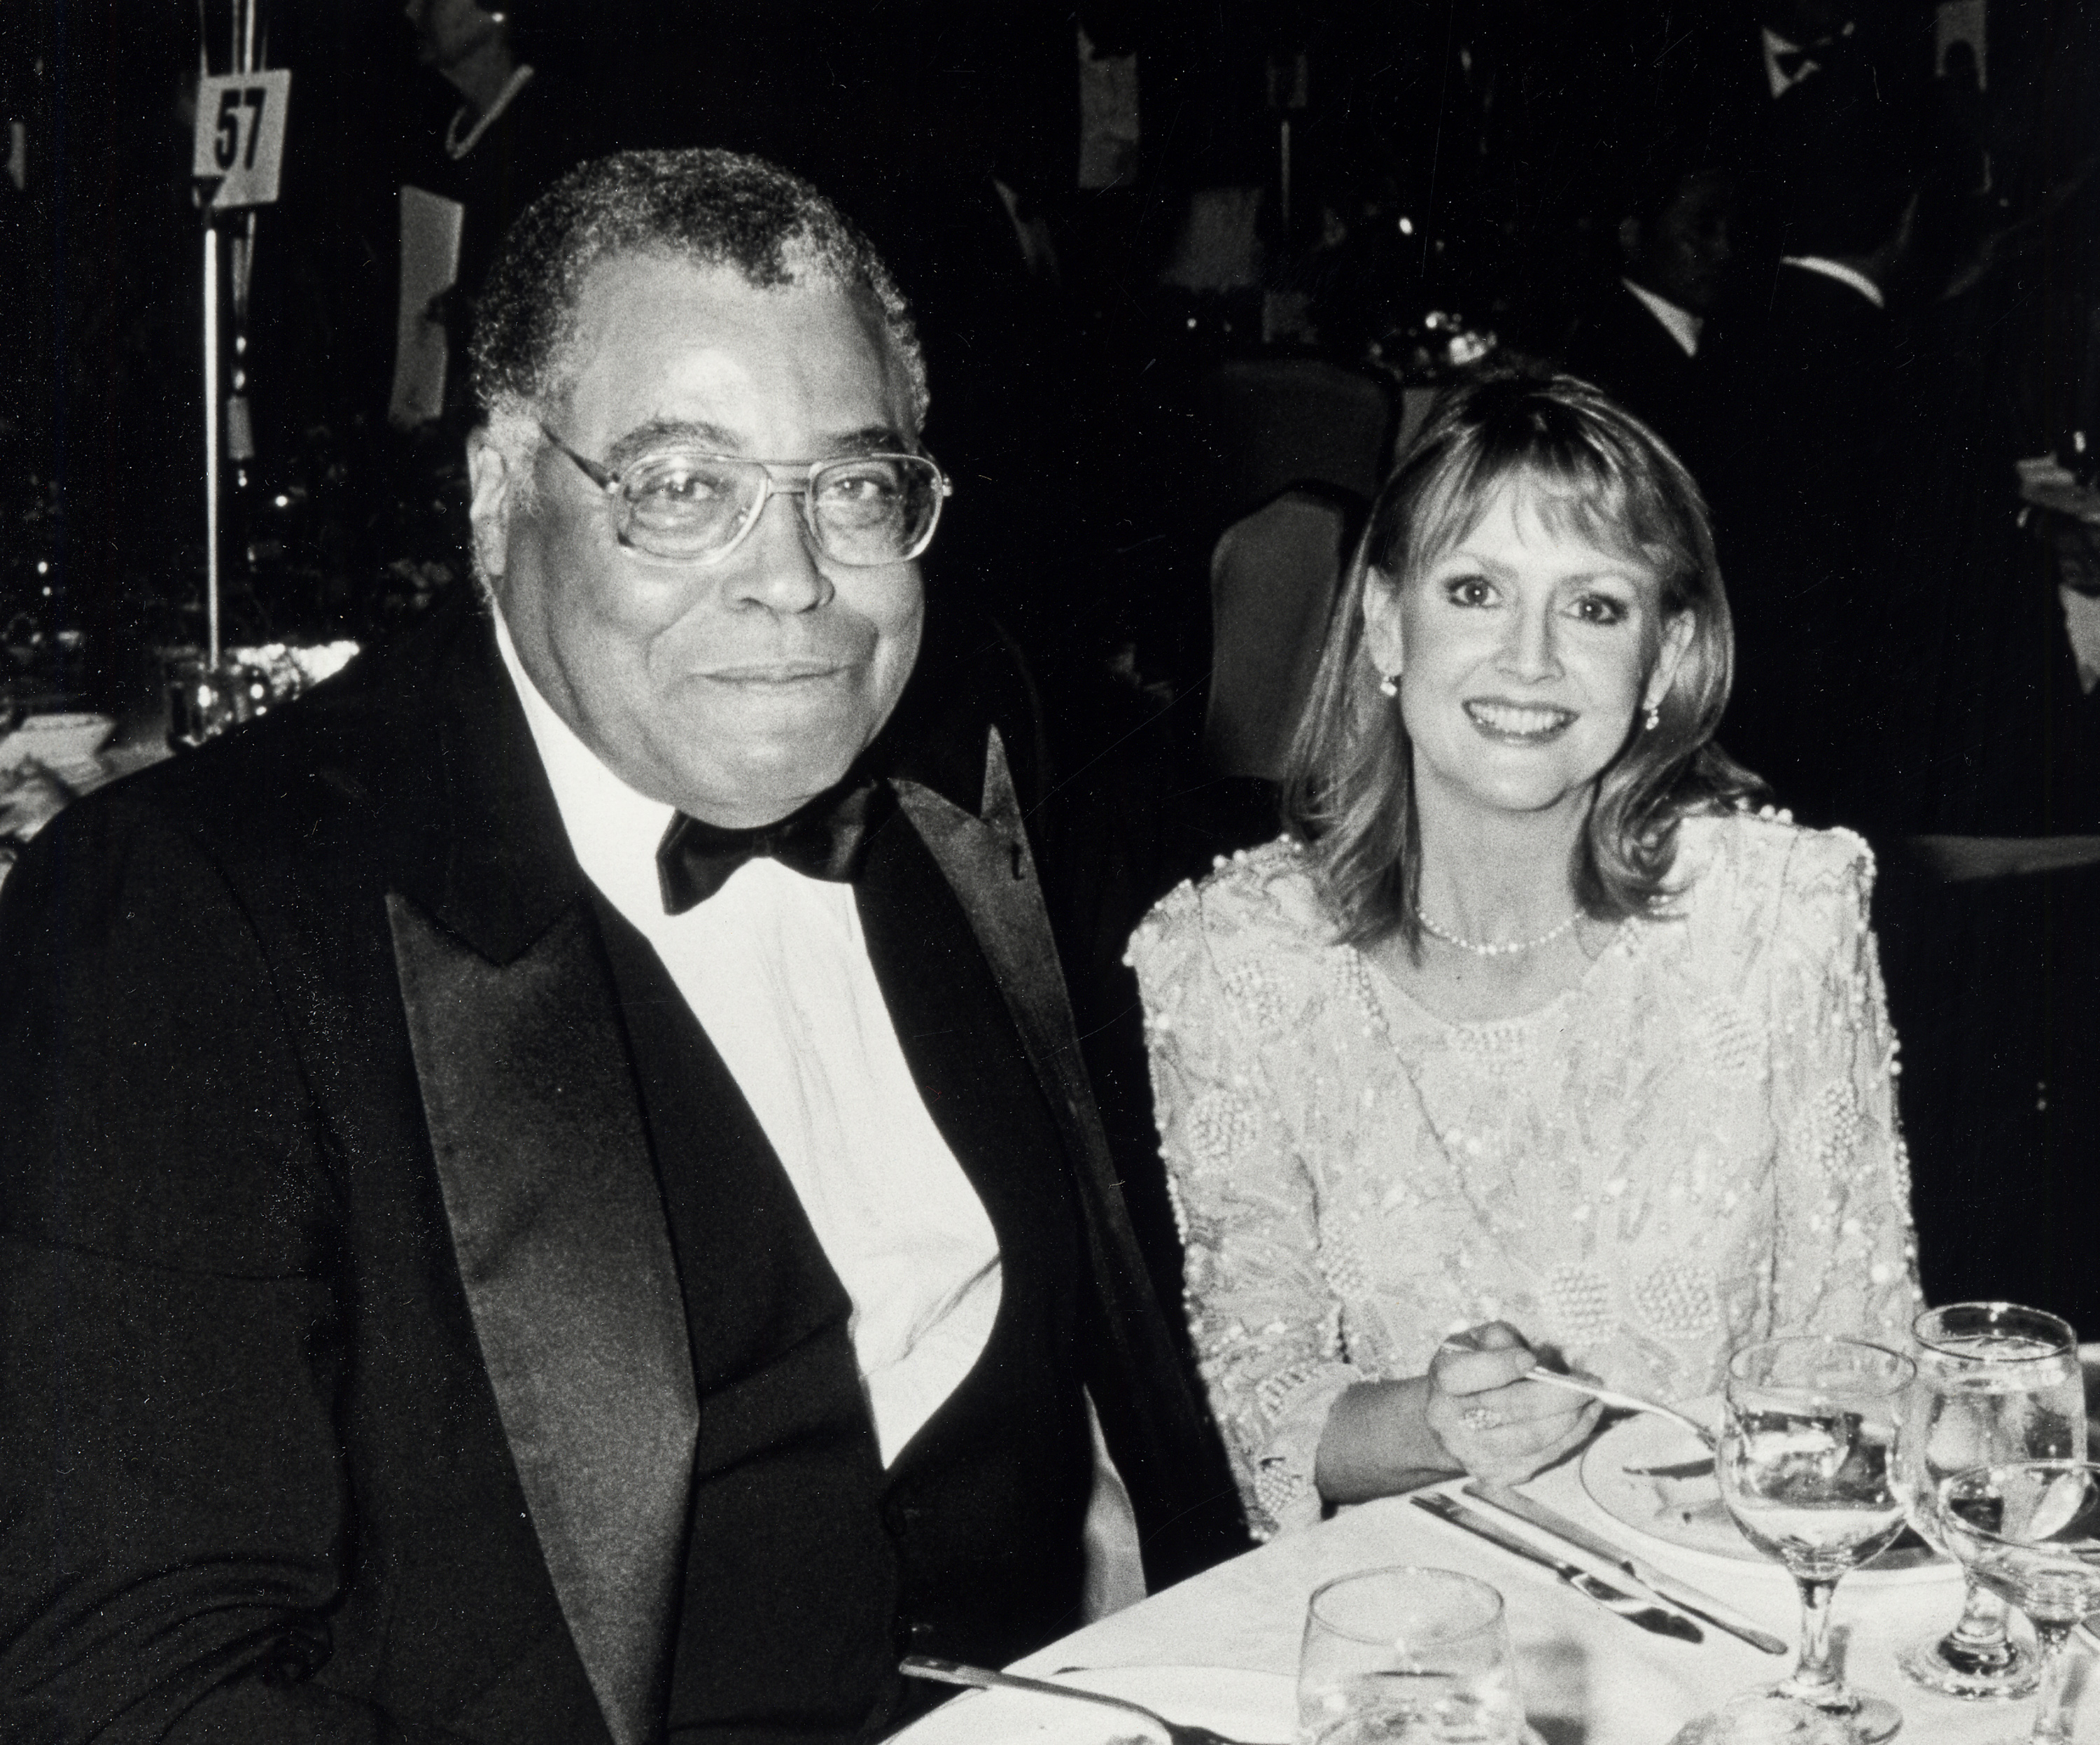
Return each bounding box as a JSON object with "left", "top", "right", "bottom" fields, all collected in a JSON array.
[
  {"left": 1930, "top": 1461, "right": 2100, "bottom": 1744},
  {"left": 1297, "top": 1566, "right": 1524, "bottom": 1745},
  {"left": 1715, "top": 1336, "right": 1916, "bottom": 1742},
  {"left": 1896, "top": 1303, "right": 2084, "bottom": 1698}
]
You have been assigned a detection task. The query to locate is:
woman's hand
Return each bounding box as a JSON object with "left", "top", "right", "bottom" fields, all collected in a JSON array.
[
  {"left": 1423, "top": 1322, "right": 1600, "bottom": 1485},
  {"left": 1314, "top": 1322, "right": 1604, "bottom": 1504}
]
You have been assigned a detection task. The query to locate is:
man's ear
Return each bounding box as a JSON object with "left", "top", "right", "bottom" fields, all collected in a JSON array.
[{"left": 467, "top": 430, "right": 514, "bottom": 585}]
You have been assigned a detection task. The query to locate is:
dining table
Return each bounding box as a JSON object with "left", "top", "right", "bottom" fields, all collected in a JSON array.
[{"left": 892, "top": 1453, "right": 2100, "bottom": 1745}]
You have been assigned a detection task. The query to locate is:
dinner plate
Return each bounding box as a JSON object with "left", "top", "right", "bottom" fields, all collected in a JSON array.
[
  {"left": 1578, "top": 1401, "right": 1945, "bottom": 1582},
  {"left": 890, "top": 1664, "right": 1548, "bottom": 1745}
]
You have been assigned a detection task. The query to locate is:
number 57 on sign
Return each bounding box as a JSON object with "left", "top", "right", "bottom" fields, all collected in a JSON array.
[{"left": 192, "top": 70, "right": 292, "bottom": 210}]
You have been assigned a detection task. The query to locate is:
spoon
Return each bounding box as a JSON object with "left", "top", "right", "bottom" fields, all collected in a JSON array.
[
  {"left": 1524, "top": 1367, "right": 1716, "bottom": 1449},
  {"left": 900, "top": 1656, "right": 1270, "bottom": 1745}
]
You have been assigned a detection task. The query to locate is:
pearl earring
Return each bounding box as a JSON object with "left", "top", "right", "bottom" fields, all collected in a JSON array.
[
  {"left": 1644, "top": 703, "right": 1661, "bottom": 731},
  {"left": 1378, "top": 673, "right": 1399, "bottom": 699}
]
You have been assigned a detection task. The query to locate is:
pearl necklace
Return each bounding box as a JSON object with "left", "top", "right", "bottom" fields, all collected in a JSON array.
[{"left": 1414, "top": 906, "right": 1581, "bottom": 958}]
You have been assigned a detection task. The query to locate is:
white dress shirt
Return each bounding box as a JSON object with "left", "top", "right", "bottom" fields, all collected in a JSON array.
[
  {"left": 1763, "top": 26, "right": 1808, "bottom": 98},
  {"left": 492, "top": 617, "right": 1001, "bottom": 1469},
  {"left": 1622, "top": 279, "right": 1704, "bottom": 358},
  {"left": 1763, "top": 22, "right": 1853, "bottom": 99},
  {"left": 1779, "top": 254, "right": 1886, "bottom": 309}
]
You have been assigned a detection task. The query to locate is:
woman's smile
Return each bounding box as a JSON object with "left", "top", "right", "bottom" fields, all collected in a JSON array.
[{"left": 1464, "top": 698, "right": 1579, "bottom": 742}]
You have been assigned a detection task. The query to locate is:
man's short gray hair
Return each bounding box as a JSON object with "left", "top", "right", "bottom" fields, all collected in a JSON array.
[{"left": 470, "top": 148, "right": 928, "bottom": 454}]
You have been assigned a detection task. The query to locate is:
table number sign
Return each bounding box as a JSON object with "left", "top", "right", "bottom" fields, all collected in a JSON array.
[{"left": 190, "top": 69, "right": 291, "bottom": 211}]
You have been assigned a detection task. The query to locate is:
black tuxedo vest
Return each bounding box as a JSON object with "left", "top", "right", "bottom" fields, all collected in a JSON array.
[{"left": 594, "top": 810, "right": 1096, "bottom": 1744}]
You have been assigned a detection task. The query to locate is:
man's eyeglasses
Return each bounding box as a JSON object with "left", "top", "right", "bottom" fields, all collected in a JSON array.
[{"left": 539, "top": 424, "right": 952, "bottom": 567}]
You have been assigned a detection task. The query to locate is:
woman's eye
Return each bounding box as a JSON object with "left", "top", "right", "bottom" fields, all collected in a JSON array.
[
  {"left": 1443, "top": 575, "right": 1496, "bottom": 608},
  {"left": 1571, "top": 594, "right": 1630, "bottom": 625}
]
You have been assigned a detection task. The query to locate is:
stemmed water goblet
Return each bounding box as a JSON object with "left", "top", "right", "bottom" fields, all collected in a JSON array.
[
  {"left": 1896, "top": 1303, "right": 2085, "bottom": 1699},
  {"left": 1714, "top": 1336, "right": 1916, "bottom": 1742},
  {"left": 1929, "top": 1460, "right": 2100, "bottom": 1744}
]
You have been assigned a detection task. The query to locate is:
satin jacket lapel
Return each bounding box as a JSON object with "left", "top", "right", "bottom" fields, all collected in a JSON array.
[
  {"left": 894, "top": 743, "right": 1175, "bottom": 1479},
  {"left": 892, "top": 731, "right": 1250, "bottom": 1581},
  {"left": 378, "top": 608, "right": 696, "bottom": 1745},
  {"left": 891, "top": 733, "right": 1106, "bottom": 1191}
]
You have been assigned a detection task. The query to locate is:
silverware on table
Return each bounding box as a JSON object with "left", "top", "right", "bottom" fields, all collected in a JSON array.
[
  {"left": 1461, "top": 1482, "right": 1788, "bottom": 1656},
  {"left": 899, "top": 1655, "right": 1273, "bottom": 1745},
  {"left": 1410, "top": 1492, "right": 1704, "bottom": 1645},
  {"left": 1522, "top": 1368, "right": 1716, "bottom": 1448}
]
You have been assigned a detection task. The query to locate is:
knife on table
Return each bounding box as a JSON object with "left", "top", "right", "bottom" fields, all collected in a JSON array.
[
  {"left": 1462, "top": 1482, "right": 1788, "bottom": 1656},
  {"left": 1410, "top": 1492, "right": 1704, "bottom": 1644}
]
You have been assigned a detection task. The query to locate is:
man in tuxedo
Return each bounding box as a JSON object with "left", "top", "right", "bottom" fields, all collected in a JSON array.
[
  {"left": 1560, "top": 160, "right": 1740, "bottom": 483},
  {"left": 0, "top": 149, "right": 1240, "bottom": 1744},
  {"left": 1716, "top": 122, "right": 1921, "bottom": 827}
]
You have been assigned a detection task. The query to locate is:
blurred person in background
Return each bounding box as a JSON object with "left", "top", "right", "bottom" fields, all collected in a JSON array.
[
  {"left": 1714, "top": 115, "right": 1921, "bottom": 829},
  {"left": 1561, "top": 156, "right": 1741, "bottom": 487},
  {"left": 394, "top": 0, "right": 594, "bottom": 433}
]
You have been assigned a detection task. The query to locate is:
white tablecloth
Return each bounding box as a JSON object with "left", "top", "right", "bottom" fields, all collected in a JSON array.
[{"left": 983, "top": 1460, "right": 2100, "bottom": 1744}]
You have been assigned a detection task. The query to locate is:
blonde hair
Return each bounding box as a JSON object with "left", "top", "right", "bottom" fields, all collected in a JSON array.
[{"left": 1280, "top": 367, "right": 1763, "bottom": 951}]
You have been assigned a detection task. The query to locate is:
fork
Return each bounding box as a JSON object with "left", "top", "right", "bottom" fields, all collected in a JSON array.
[
  {"left": 899, "top": 1655, "right": 1266, "bottom": 1745},
  {"left": 1522, "top": 1367, "right": 1716, "bottom": 1448}
]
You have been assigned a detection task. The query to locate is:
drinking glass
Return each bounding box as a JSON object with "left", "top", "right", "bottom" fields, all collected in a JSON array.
[
  {"left": 1298, "top": 1566, "right": 1523, "bottom": 1745},
  {"left": 1896, "top": 1303, "right": 2084, "bottom": 1698},
  {"left": 1931, "top": 1461, "right": 2100, "bottom": 1744},
  {"left": 1716, "top": 1336, "right": 1916, "bottom": 1742}
]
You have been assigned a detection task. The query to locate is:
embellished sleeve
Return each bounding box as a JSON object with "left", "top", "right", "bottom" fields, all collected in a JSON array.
[
  {"left": 1127, "top": 876, "right": 1362, "bottom": 1539},
  {"left": 1763, "top": 831, "right": 1921, "bottom": 1347}
]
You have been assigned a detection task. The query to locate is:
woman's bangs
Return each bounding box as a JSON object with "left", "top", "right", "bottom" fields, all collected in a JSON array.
[
  {"left": 1406, "top": 440, "right": 1684, "bottom": 597},
  {"left": 1516, "top": 439, "right": 1702, "bottom": 604},
  {"left": 1383, "top": 456, "right": 1487, "bottom": 584}
]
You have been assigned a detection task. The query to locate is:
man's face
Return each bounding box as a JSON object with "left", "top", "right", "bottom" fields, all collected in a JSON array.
[
  {"left": 1763, "top": 0, "right": 1853, "bottom": 43},
  {"left": 1625, "top": 175, "right": 1737, "bottom": 315},
  {"left": 472, "top": 254, "right": 926, "bottom": 828}
]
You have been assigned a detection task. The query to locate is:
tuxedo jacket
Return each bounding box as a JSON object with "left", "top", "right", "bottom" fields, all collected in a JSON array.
[
  {"left": 0, "top": 596, "right": 1243, "bottom": 1744},
  {"left": 1719, "top": 262, "right": 1903, "bottom": 628},
  {"left": 1711, "top": 262, "right": 1912, "bottom": 823}
]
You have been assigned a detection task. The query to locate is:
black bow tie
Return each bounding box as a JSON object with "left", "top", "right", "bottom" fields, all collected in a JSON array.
[{"left": 656, "top": 778, "right": 890, "bottom": 914}]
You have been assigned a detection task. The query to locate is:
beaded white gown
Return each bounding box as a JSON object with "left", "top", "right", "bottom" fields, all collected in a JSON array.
[{"left": 1128, "top": 811, "right": 1920, "bottom": 1538}]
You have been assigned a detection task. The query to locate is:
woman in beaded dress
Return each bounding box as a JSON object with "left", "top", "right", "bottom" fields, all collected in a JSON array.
[{"left": 1129, "top": 371, "right": 1919, "bottom": 1539}]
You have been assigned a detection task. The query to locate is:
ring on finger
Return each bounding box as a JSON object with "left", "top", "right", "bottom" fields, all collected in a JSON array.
[{"left": 1460, "top": 1404, "right": 1501, "bottom": 1431}]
